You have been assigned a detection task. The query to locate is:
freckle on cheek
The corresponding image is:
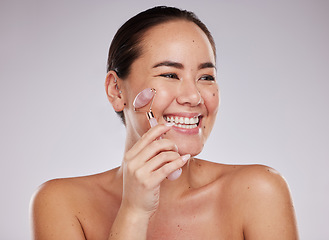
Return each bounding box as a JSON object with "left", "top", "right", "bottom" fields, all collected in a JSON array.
[{"left": 213, "top": 93, "right": 215, "bottom": 96}]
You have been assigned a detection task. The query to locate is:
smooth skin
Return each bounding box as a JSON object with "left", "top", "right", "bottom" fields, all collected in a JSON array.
[{"left": 30, "top": 20, "right": 299, "bottom": 240}]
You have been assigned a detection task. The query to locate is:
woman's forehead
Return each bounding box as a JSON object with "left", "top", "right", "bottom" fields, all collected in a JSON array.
[
  {"left": 139, "top": 20, "right": 215, "bottom": 64},
  {"left": 142, "top": 20, "right": 208, "bottom": 44}
]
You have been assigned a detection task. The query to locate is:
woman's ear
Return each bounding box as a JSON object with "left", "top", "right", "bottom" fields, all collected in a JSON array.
[{"left": 105, "top": 71, "right": 125, "bottom": 112}]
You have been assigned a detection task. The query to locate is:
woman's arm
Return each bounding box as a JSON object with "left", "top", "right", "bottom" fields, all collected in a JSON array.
[
  {"left": 108, "top": 123, "right": 189, "bottom": 240},
  {"left": 108, "top": 205, "right": 150, "bottom": 239},
  {"left": 241, "top": 166, "right": 299, "bottom": 240}
]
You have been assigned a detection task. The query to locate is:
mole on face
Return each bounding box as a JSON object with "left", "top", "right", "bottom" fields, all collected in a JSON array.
[{"left": 212, "top": 93, "right": 215, "bottom": 97}]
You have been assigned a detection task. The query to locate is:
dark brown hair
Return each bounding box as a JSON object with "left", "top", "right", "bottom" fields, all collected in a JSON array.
[{"left": 107, "top": 6, "right": 216, "bottom": 124}]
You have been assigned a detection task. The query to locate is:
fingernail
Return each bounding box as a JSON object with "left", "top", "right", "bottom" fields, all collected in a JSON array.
[
  {"left": 165, "top": 122, "right": 175, "bottom": 127},
  {"left": 181, "top": 154, "right": 191, "bottom": 162}
]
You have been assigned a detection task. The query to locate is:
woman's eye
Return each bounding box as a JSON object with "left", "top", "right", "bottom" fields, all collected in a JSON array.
[
  {"left": 200, "top": 75, "right": 215, "bottom": 81},
  {"left": 160, "top": 73, "right": 179, "bottom": 79}
]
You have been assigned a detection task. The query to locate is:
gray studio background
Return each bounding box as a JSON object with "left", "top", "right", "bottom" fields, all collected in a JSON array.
[{"left": 1, "top": 0, "right": 328, "bottom": 239}]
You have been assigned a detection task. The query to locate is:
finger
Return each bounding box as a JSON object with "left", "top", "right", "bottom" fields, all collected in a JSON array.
[
  {"left": 127, "top": 123, "right": 174, "bottom": 159},
  {"left": 127, "top": 139, "right": 179, "bottom": 170},
  {"left": 141, "top": 151, "right": 181, "bottom": 174},
  {"left": 139, "top": 138, "right": 178, "bottom": 161},
  {"left": 150, "top": 154, "right": 191, "bottom": 185}
]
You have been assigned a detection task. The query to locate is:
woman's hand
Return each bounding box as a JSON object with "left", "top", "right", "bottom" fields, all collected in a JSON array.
[{"left": 120, "top": 123, "right": 190, "bottom": 218}]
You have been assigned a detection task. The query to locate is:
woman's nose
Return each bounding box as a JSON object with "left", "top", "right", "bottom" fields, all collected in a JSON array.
[{"left": 176, "top": 81, "right": 203, "bottom": 106}]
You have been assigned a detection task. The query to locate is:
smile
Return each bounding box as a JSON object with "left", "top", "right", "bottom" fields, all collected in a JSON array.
[{"left": 164, "top": 115, "right": 200, "bottom": 129}]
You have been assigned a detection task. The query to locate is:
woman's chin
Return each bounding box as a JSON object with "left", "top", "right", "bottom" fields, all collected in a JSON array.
[
  {"left": 163, "top": 130, "right": 205, "bottom": 156},
  {"left": 175, "top": 141, "right": 203, "bottom": 157}
]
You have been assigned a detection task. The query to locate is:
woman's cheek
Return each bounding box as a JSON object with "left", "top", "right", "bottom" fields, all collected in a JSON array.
[
  {"left": 153, "top": 83, "right": 177, "bottom": 105},
  {"left": 202, "top": 85, "right": 220, "bottom": 114}
]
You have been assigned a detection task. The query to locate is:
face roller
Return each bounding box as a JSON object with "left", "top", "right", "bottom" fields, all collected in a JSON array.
[
  {"left": 133, "top": 88, "right": 158, "bottom": 127},
  {"left": 133, "top": 88, "right": 183, "bottom": 181}
]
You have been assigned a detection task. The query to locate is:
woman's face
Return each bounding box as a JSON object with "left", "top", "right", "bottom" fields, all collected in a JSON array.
[{"left": 121, "top": 20, "right": 220, "bottom": 156}]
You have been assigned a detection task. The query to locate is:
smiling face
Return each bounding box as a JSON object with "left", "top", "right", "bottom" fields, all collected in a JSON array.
[{"left": 121, "top": 20, "right": 220, "bottom": 156}]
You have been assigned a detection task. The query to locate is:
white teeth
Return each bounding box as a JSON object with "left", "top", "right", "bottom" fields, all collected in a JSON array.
[{"left": 164, "top": 115, "right": 200, "bottom": 129}]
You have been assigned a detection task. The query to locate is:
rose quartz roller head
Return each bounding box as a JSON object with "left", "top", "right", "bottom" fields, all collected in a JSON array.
[
  {"left": 133, "top": 88, "right": 158, "bottom": 127},
  {"left": 133, "top": 88, "right": 182, "bottom": 181}
]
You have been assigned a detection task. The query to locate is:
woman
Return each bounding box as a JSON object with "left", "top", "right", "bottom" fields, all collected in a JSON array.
[{"left": 31, "top": 6, "right": 298, "bottom": 239}]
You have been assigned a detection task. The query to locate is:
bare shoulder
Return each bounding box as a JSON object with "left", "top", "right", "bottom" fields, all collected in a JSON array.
[
  {"left": 31, "top": 169, "right": 121, "bottom": 215},
  {"left": 30, "top": 177, "right": 88, "bottom": 239},
  {"left": 229, "top": 164, "right": 289, "bottom": 193},
  {"left": 192, "top": 159, "right": 285, "bottom": 189},
  {"left": 219, "top": 164, "right": 293, "bottom": 214},
  {"left": 30, "top": 169, "right": 120, "bottom": 239},
  {"left": 227, "top": 164, "right": 299, "bottom": 239},
  {"left": 32, "top": 173, "right": 103, "bottom": 207},
  {"left": 191, "top": 160, "right": 290, "bottom": 195},
  {"left": 32, "top": 168, "right": 120, "bottom": 202},
  {"left": 33, "top": 176, "right": 83, "bottom": 199},
  {"left": 193, "top": 161, "right": 298, "bottom": 239}
]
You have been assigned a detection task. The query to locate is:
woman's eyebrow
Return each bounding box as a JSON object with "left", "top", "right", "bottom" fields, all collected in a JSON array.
[
  {"left": 152, "top": 61, "right": 216, "bottom": 70},
  {"left": 152, "top": 61, "right": 183, "bottom": 69},
  {"left": 198, "top": 62, "right": 216, "bottom": 70}
]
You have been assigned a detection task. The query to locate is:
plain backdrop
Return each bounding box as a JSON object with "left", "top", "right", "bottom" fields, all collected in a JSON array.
[{"left": 1, "top": 0, "right": 328, "bottom": 239}]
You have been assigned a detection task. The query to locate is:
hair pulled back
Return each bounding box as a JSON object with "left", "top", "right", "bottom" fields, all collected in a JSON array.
[{"left": 107, "top": 6, "right": 216, "bottom": 124}]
